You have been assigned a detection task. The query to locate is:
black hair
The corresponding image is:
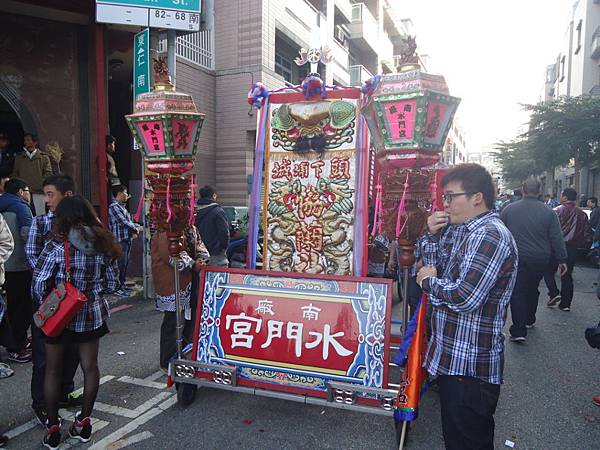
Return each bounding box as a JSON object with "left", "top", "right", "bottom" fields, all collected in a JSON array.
[
  {"left": 589, "top": 197, "right": 598, "bottom": 206},
  {"left": 561, "top": 187, "right": 577, "bottom": 202},
  {"left": 42, "top": 174, "right": 75, "bottom": 195},
  {"left": 441, "top": 163, "right": 496, "bottom": 210},
  {"left": 111, "top": 184, "right": 127, "bottom": 198},
  {"left": 23, "top": 133, "right": 38, "bottom": 143},
  {"left": 4, "top": 177, "right": 28, "bottom": 195},
  {"left": 199, "top": 185, "right": 217, "bottom": 199},
  {"left": 106, "top": 135, "right": 116, "bottom": 146},
  {"left": 53, "top": 195, "right": 122, "bottom": 259}
]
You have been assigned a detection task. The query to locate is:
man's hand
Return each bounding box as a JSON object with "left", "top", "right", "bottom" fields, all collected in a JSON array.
[
  {"left": 427, "top": 211, "right": 449, "bottom": 235},
  {"left": 558, "top": 263, "right": 568, "bottom": 276},
  {"left": 416, "top": 265, "right": 437, "bottom": 288}
]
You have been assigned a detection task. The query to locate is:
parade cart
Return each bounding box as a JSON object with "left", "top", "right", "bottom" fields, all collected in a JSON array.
[{"left": 127, "top": 38, "right": 459, "bottom": 448}]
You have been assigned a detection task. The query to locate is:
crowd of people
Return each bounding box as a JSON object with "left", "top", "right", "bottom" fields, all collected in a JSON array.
[
  {"left": 0, "top": 130, "right": 596, "bottom": 450},
  {"left": 0, "top": 132, "right": 231, "bottom": 448}
]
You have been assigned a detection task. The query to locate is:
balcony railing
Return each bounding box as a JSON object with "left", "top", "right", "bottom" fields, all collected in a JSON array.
[
  {"left": 158, "top": 30, "right": 214, "bottom": 70},
  {"left": 349, "top": 64, "right": 373, "bottom": 86},
  {"left": 349, "top": 3, "right": 379, "bottom": 52}
]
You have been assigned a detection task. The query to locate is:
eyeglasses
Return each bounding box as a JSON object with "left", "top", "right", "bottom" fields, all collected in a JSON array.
[{"left": 441, "top": 192, "right": 476, "bottom": 203}]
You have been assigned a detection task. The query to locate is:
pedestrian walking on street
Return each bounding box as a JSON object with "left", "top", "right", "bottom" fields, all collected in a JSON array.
[
  {"left": 151, "top": 227, "right": 209, "bottom": 371},
  {"left": 0, "top": 213, "right": 14, "bottom": 450},
  {"left": 548, "top": 188, "right": 592, "bottom": 311},
  {"left": 500, "top": 178, "right": 567, "bottom": 342},
  {"left": 108, "top": 184, "right": 140, "bottom": 297},
  {"left": 11, "top": 133, "right": 52, "bottom": 215},
  {"left": 0, "top": 178, "right": 34, "bottom": 362},
  {"left": 416, "top": 164, "right": 518, "bottom": 450},
  {"left": 195, "top": 185, "right": 229, "bottom": 267},
  {"left": 32, "top": 195, "right": 120, "bottom": 449},
  {"left": 587, "top": 197, "right": 600, "bottom": 232},
  {"left": 25, "top": 174, "right": 82, "bottom": 427}
]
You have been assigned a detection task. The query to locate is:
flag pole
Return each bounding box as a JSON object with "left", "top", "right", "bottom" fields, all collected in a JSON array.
[{"left": 398, "top": 421, "right": 408, "bottom": 450}]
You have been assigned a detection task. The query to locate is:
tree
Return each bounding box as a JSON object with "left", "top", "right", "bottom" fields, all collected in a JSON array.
[{"left": 495, "top": 95, "right": 600, "bottom": 186}]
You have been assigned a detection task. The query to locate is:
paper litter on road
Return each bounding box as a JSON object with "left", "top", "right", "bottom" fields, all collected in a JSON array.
[
  {"left": 117, "top": 351, "right": 126, "bottom": 355},
  {"left": 505, "top": 440, "right": 515, "bottom": 448}
]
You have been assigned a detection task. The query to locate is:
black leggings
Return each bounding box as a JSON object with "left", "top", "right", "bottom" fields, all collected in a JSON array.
[{"left": 44, "top": 339, "right": 100, "bottom": 426}]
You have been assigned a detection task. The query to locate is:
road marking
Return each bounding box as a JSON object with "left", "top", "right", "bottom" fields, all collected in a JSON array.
[
  {"left": 144, "top": 370, "right": 166, "bottom": 382},
  {"left": 118, "top": 375, "right": 166, "bottom": 390},
  {"left": 94, "top": 391, "right": 172, "bottom": 418},
  {"left": 71, "top": 374, "right": 116, "bottom": 396},
  {"left": 4, "top": 415, "right": 108, "bottom": 440},
  {"left": 88, "top": 394, "right": 177, "bottom": 450},
  {"left": 106, "top": 431, "right": 154, "bottom": 450}
]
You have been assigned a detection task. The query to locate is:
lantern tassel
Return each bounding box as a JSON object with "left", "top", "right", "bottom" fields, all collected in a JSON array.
[
  {"left": 371, "top": 176, "right": 382, "bottom": 237},
  {"left": 395, "top": 173, "right": 410, "bottom": 238},
  {"left": 133, "top": 190, "right": 145, "bottom": 223},
  {"left": 189, "top": 175, "right": 197, "bottom": 227},
  {"left": 166, "top": 176, "right": 173, "bottom": 223}
]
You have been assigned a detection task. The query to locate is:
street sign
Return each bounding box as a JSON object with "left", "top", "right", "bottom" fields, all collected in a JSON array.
[
  {"left": 149, "top": 8, "right": 201, "bottom": 31},
  {"left": 96, "top": 0, "right": 201, "bottom": 31},
  {"left": 133, "top": 28, "right": 151, "bottom": 102}
]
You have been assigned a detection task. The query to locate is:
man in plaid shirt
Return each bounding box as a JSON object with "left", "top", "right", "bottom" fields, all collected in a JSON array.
[
  {"left": 416, "top": 164, "right": 518, "bottom": 450},
  {"left": 108, "top": 185, "right": 139, "bottom": 297},
  {"left": 25, "top": 174, "right": 81, "bottom": 425}
]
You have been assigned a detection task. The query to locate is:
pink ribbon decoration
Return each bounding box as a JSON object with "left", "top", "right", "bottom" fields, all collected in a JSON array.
[
  {"left": 371, "top": 176, "right": 383, "bottom": 237},
  {"left": 395, "top": 172, "right": 410, "bottom": 238},
  {"left": 189, "top": 175, "right": 197, "bottom": 227},
  {"left": 133, "top": 190, "right": 145, "bottom": 223},
  {"left": 166, "top": 176, "right": 173, "bottom": 223}
]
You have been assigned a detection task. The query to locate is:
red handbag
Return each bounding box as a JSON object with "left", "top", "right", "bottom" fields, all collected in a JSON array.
[{"left": 33, "top": 241, "right": 88, "bottom": 337}]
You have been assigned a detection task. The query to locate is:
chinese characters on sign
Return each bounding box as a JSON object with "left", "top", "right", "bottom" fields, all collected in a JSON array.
[
  {"left": 133, "top": 28, "right": 150, "bottom": 102},
  {"left": 267, "top": 156, "right": 355, "bottom": 274},
  {"left": 424, "top": 101, "right": 449, "bottom": 143},
  {"left": 385, "top": 100, "right": 417, "bottom": 141},
  {"left": 226, "top": 301, "right": 351, "bottom": 360},
  {"left": 194, "top": 271, "right": 392, "bottom": 393},
  {"left": 139, "top": 121, "right": 165, "bottom": 154}
]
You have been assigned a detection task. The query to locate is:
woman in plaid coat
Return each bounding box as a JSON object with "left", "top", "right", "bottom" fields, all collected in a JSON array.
[{"left": 32, "top": 195, "right": 121, "bottom": 449}]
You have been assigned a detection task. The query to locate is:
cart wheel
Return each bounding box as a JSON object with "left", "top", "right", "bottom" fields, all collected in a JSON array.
[{"left": 176, "top": 383, "right": 197, "bottom": 407}]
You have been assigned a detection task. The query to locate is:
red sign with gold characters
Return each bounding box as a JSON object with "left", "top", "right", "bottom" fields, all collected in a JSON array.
[{"left": 193, "top": 268, "right": 393, "bottom": 395}]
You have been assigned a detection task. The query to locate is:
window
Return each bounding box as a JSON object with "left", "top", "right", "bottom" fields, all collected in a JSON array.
[
  {"left": 559, "top": 55, "right": 566, "bottom": 82},
  {"left": 575, "top": 19, "right": 583, "bottom": 55},
  {"left": 275, "top": 53, "right": 293, "bottom": 83}
]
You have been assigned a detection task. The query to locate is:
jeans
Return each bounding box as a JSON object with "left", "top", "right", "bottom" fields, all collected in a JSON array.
[
  {"left": 117, "top": 240, "right": 132, "bottom": 288},
  {"left": 438, "top": 375, "right": 500, "bottom": 450},
  {"left": 509, "top": 259, "right": 546, "bottom": 338},
  {"left": 559, "top": 244, "right": 578, "bottom": 308},
  {"left": 4, "top": 270, "right": 33, "bottom": 351},
  {"left": 31, "top": 324, "right": 80, "bottom": 409}
]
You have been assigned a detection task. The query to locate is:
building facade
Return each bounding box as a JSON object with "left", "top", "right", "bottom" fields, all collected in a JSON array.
[{"left": 543, "top": 0, "right": 600, "bottom": 198}]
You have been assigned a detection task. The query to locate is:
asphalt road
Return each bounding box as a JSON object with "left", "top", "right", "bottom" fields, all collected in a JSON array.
[{"left": 1, "top": 265, "right": 599, "bottom": 449}]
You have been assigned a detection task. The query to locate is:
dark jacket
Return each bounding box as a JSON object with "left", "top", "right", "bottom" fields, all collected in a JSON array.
[
  {"left": 554, "top": 202, "right": 592, "bottom": 247},
  {"left": 501, "top": 197, "right": 567, "bottom": 264},
  {"left": 195, "top": 199, "right": 229, "bottom": 257},
  {"left": 0, "top": 147, "right": 20, "bottom": 177}
]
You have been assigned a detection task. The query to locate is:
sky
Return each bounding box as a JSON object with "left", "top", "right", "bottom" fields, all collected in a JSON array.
[{"left": 394, "top": 0, "right": 576, "bottom": 152}]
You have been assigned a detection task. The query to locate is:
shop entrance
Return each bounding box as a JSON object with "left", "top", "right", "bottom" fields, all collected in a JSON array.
[{"left": 0, "top": 93, "right": 26, "bottom": 158}]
